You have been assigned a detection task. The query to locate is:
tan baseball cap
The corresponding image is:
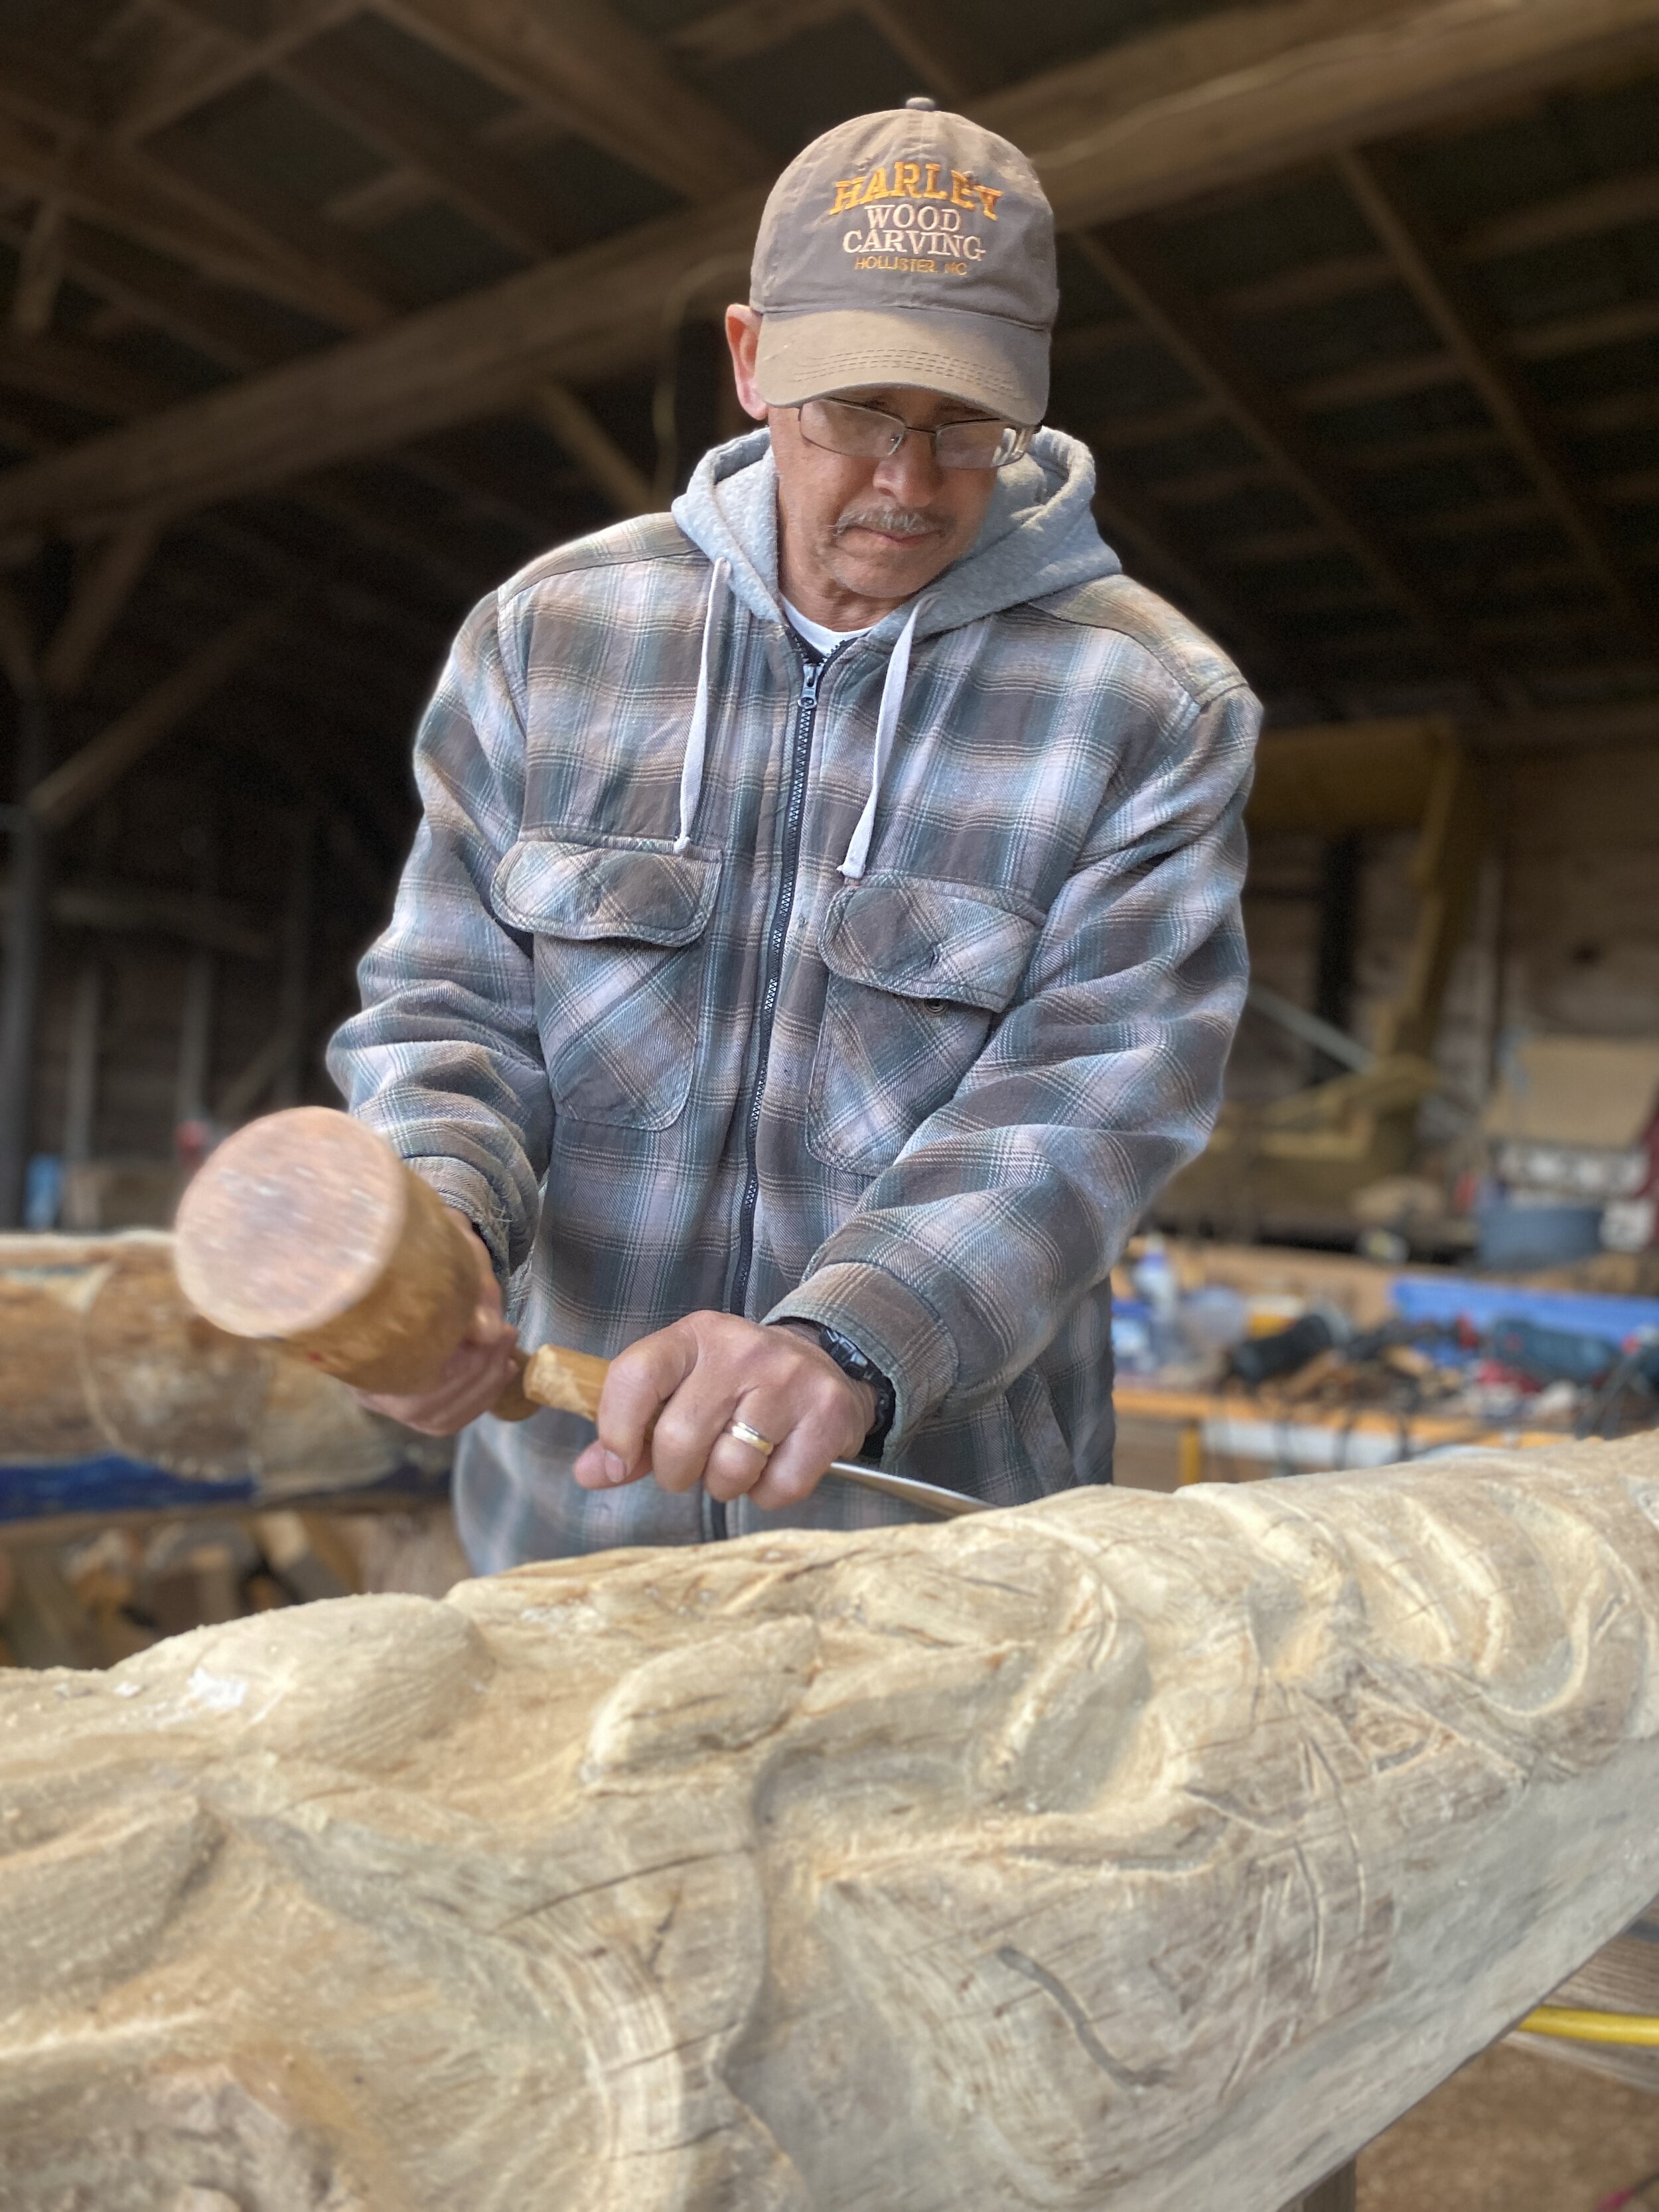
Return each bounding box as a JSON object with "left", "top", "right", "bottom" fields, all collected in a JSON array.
[{"left": 750, "top": 100, "right": 1057, "bottom": 427}]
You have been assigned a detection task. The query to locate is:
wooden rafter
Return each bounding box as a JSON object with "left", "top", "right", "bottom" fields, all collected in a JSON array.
[
  {"left": 112, "top": 0, "right": 364, "bottom": 144},
  {"left": 1199, "top": 167, "right": 1659, "bottom": 324},
  {"left": 384, "top": 0, "right": 772, "bottom": 203},
  {"left": 993, "top": 0, "right": 1659, "bottom": 229},
  {"left": 1339, "top": 145, "right": 1659, "bottom": 657},
  {"left": 40, "top": 513, "right": 164, "bottom": 699},
  {"left": 1079, "top": 224, "right": 1496, "bottom": 693},
  {"left": 0, "top": 329, "right": 170, "bottom": 420},
  {"left": 858, "top": 1, "right": 994, "bottom": 105},
  {"left": 27, "top": 601, "right": 292, "bottom": 832},
  {"left": 530, "top": 384, "right": 656, "bottom": 518},
  {"left": 136, "top": 126, "right": 403, "bottom": 331},
  {"left": 1, "top": 0, "right": 1657, "bottom": 542},
  {"left": 0, "top": 192, "right": 762, "bottom": 534},
  {"left": 9, "top": 196, "right": 66, "bottom": 338},
  {"left": 0, "top": 108, "right": 383, "bottom": 331},
  {"left": 279, "top": 40, "right": 570, "bottom": 262},
  {"left": 1090, "top": 459, "right": 1323, "bottom": 703},
  {"left": 1460, "top": 163, "right": 1659, "bottom": 257},
  {"left": 0, "top": 303, "right": 543, "bottom": 617},
  {"left": 668, "top": 0, "right": 847, "bottom": 66}
]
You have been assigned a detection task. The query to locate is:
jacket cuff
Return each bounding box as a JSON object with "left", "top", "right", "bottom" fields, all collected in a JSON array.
[
  {"left": 404, "top": 1155, "right": 514, "bottom": 1285},
  {"left": 765, "top": 1261, "right": 957, "bottom": 1460}
]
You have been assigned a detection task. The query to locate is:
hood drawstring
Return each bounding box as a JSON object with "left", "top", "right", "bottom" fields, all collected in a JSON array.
[
  {"left": 674, "top": 556, "right": 729, "bottom": 855},
  {"left": 839, "top": 603, "right": 919, "bottom": 881}
]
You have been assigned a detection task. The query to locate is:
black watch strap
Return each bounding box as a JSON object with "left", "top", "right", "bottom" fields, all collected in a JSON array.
[{"left": 782, "top": 1321, "right": 897, "bottom": 1456}]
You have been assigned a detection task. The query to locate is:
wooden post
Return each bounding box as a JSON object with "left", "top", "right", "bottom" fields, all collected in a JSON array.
[
  {"left": 60, "top": 951, "right": 102, "bottom": 1167},
  {"left": 0, "top": 675, "right": 49, "bottom": 1227},
  {"left": 272, "top": 809, "right": 313, "bottom": 1110},
  {"left": 175, "top": 806, "right": 218, "bottom": 1129},
  {"left": 175, "top": 946, "right": 215, "bottom": 1126}
]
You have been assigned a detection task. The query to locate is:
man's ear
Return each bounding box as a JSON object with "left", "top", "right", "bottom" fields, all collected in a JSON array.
[{"left": 724, "top": 305, "right": 768, "bottom": 423}]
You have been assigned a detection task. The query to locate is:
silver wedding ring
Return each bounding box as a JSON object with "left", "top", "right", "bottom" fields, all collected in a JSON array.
[{"left": 726, "top": 1419, "right": 776, "bottom": 1459}]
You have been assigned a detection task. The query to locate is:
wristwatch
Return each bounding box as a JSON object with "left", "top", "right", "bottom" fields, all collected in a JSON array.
[{"left": 777, "top": 1321, "right": 897, "bottom": 1456}]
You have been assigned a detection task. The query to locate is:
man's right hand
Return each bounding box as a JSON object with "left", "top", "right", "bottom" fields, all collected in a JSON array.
[{"left": 352, "top": 1217, "right": 520, "bottom": 1435}]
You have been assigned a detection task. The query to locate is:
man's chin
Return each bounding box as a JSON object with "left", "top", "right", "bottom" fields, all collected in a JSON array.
[{"left": 831, "top": 536, "right": 958, "bottom": 599}]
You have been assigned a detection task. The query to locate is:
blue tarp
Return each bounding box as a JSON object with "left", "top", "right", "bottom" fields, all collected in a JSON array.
[
  {"left": 0, "top": 1453, "right": 450, "bottom": 1527},
  {"left": 1390, "top": 1274, "right": 1659, "bottom": 1347}
]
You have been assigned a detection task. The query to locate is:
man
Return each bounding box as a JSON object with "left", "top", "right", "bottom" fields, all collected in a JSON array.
[{"left": 328, "top": 100, "right": 1257, "bottom": 1571}]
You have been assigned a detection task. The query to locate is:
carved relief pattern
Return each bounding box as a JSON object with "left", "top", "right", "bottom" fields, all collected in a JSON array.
[{"left": 4, "top": 1439, "right": 1659, "bottom": 2211}]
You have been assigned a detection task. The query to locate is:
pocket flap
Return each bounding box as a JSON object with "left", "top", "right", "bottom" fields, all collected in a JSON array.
[
  {"left": 492, "top": 839, "right": 720, "bottom": 947},
  {"left": 819, "top": 876, "right": 1039, "bottom": 1011}
]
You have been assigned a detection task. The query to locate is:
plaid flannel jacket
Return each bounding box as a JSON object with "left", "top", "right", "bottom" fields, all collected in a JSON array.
[{"left": 328, "top": 429, "right": 1257, "bottom": 1569}]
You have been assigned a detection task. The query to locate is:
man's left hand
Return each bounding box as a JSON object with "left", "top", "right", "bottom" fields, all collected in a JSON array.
[{"left": 570, "top": 1313, "right": 876, "bottom": 1511}]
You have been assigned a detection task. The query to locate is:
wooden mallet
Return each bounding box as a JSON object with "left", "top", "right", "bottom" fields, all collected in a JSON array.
[
  {"left": 173, "top": 1107, "right": 603, "bottom": 1424},
  {"left": 174, "top": 1107, "right": 981, "bottom": 1518}
]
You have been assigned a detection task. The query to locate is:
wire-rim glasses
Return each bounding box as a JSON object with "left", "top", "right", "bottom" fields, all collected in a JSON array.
[{"left": 795, "top": 396, "right": 1034, "bottom": 471}]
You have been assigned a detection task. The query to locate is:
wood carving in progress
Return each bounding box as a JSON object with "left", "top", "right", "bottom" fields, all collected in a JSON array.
[{"left": 5, "top": 1438, "right": 1659, "bottom": 2211}]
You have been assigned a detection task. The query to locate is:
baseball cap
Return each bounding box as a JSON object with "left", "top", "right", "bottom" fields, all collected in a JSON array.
[{"left": 749, "top": 100, "right": 1057, "bottom": 427}]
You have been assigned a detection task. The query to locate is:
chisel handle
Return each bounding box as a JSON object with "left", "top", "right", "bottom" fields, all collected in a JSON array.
[
  {"left": 513, "top": 1343, "right": 983, "bottom": 1518},
  {"left": 516, "top": 1341, "right": 609, "bottom": 1420}
]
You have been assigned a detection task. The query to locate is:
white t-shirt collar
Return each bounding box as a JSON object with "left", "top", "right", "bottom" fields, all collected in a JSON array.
[{"left": 782, "top": 595, "right": 877, "bottom": 657}]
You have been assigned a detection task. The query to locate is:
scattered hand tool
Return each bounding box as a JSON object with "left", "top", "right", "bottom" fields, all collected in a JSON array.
[{"left": 174, "top": 1108, "right": 981, "bottom": 1520}]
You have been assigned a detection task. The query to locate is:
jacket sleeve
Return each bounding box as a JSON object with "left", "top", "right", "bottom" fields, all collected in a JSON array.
[
  {"left": 326, "top": 593, "right": 549, "bottom": 1281},
  {"left": 766, "top": 666, "right": 1258, "bottom": 1452}
]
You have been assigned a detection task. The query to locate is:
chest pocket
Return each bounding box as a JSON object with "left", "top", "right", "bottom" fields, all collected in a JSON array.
[
  {"left": 493, "top": 838, "right": 720, "bottom": 1130},
  {"left": 808, "top": 874, "right": 1040, "bottom": 1176}
]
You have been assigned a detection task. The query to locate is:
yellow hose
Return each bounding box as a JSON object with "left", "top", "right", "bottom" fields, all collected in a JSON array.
[{"left": 1520, "top": 2006, "right": 1659, "bottom": 2047}]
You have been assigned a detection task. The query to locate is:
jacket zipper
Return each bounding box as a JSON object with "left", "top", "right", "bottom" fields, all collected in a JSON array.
[{"left": 709, "top": 641, "right": 837, "bottom": 1541}]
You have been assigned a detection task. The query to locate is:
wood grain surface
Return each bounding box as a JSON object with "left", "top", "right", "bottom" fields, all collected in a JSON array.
[{"left": 4, "top": 1436, "right": 1659, "bottom": 2209}]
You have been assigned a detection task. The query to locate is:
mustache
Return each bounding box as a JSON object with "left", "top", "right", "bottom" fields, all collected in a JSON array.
[{"left": 832, "top": 503, "right": 945, "bottom": 541}]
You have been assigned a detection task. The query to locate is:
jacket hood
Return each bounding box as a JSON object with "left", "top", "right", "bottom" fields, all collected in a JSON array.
[{"left": 672, "top": 425, "right": 1120, "bottom": 645}]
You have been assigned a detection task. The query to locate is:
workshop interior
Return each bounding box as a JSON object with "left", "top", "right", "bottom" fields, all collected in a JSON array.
[{"left": 5, "top": 4, "right": 1659, "bottom": 2209}]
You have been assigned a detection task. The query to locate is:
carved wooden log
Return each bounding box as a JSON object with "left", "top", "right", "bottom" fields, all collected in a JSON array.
[
  {"left": 3, "top": 1438, "right": 1659, "bottom": 2211},
  {"left": 0, "top": 1232, "right": 427, "bottom": 1491}
]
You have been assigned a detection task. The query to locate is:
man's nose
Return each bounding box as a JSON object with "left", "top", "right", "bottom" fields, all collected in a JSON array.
[{"left": 871, "top": 430, "right": 943, "bottom": 505}]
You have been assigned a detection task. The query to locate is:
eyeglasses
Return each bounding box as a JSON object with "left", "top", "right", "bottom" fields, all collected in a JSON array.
[{"left": 795, "top": 396, "right": 1034, "bottom": 471}]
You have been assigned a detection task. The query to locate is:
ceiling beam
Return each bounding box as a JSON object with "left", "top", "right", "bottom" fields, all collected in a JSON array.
[
  {"left": 0, "top": 192, "right": 760, "bottom": 533},
  {"left": 44, "top": 875, "right": 275, "bottom": 960},
  {"left": 4, "top": 0, "right": 1657, "bottom": 536},
  {"left": 1090, "top": 459, "right": 1323, "bottom": 703},
  {"left": 39, "top": 512, "right": 163, "bottom": 698},
  {"left": 0, "top": 106, "right": 382, "bottom": 330},
  {"left": 995, "top": 0, "right": 1659, "bottom": 228},
  {"left": 112, "top": 0, "right": 363, "bottom": 144},
  {"left": 1339, "top": 144, "right": 1659, "bottom": 658},
  {"left": 857, "top": 1, "right": 995, "bottom": 105},
  {"left": 668, "top": 0, "right": 846, "bottom": 66},
  {"left": 134, "top": 127, "right": 402, "bottom": 331},
  {"left": 8, "top": 216, "right": 300, "bottom": 374},
  {"left": 1179, "top": 165, "right": 1659, "bottom": 329},
  {"left": 279, "top": 40, "right": 570, "bottom": 262},
  {"left": 0, "top": 226, "right": 558, "bottom": 588},
  {"left": 1078, "top": 223, "right": 1497, "bottom": 692},
  {"left": 27, "top": 599, "right": 291, "bottom": 831},
  {"left": 0, "top": 329, "right": 173, "bottom": 419},
  {"left": 384, "top": 0, "right": 771, "bottom": 203},
  {"left": 9, "top": 196, "right": 66, "bottom": 338},
  {"left": 529, "top": 383, "right": 657, "bottom": 517},
  {"left": 1459, "top": 162, "right": 1659, "bottom": 258}
]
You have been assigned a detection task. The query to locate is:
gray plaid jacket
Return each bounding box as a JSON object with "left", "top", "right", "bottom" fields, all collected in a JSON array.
[{"left": 328, "top": 428, "right": 1256, "bottom": 1570}]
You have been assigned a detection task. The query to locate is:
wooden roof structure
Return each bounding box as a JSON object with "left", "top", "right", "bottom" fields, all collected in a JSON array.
[{"left": 2, "top": 0, "right": 1659, "bottom": 1214}]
